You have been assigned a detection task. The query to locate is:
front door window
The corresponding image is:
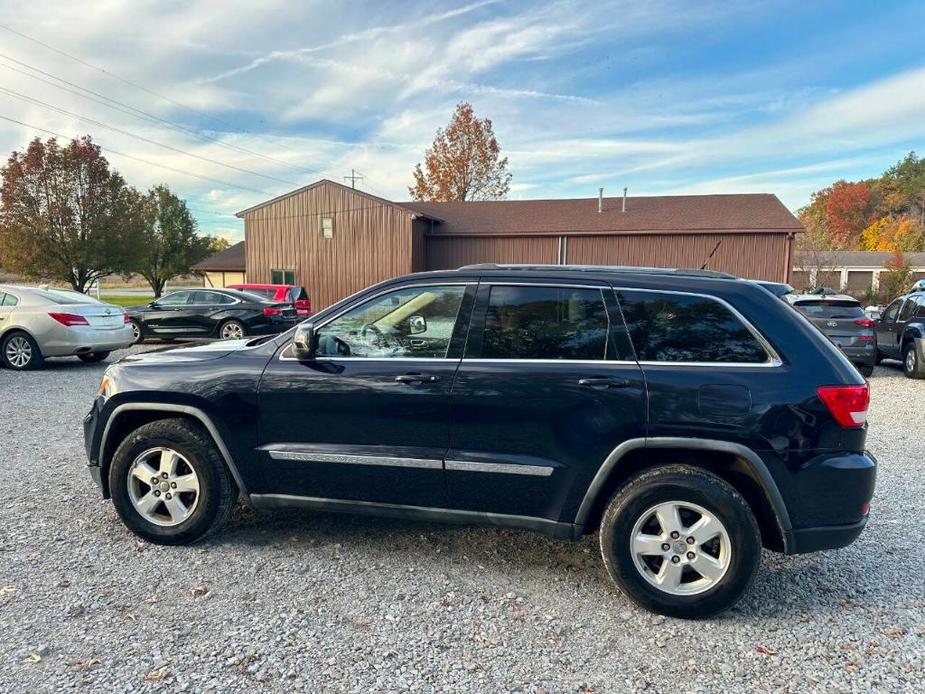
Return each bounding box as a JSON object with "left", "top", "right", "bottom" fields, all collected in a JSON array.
[{"left": 316, "top": 285, "right": 466, "bottom": 359}]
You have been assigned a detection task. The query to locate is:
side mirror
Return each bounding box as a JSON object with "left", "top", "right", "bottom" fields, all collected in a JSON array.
[
  {"left": 148, "top": 301, "right": 158, "bottom": 308},
  {"left": 292, "top": 322, "right": 316, "bottom": 360},
  {"left": 408, "top": 314, "right": 427, "bottom": 335}
]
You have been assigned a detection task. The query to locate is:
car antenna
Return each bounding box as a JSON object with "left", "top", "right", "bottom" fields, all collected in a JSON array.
[{"left": 700, "top": 240, "right": 722, "bottom": 270}]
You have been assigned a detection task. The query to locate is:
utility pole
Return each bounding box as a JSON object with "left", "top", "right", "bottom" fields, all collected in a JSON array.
[{"left": 344, "top": 169, "right": 364, "bottom": 189}]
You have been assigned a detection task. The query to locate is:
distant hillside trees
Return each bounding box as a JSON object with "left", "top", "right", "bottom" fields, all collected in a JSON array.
[{"left": 798, "top": 152, "right": 925, "bottom": 254}]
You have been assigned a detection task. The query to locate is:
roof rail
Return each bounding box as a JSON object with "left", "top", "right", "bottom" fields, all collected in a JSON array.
[{"left": 456, "top": 263, "right": 738, "bottom": 280}]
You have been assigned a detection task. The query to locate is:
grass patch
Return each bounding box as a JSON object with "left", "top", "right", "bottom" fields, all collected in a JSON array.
[{"left": 100, "top": 295, "right": 153, "bottom": 308}]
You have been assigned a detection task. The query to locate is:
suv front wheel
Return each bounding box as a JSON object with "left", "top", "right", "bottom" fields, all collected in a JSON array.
[
  {"left": 109, "top": 418, "right": 237, "bottom": 544},
  {"left": 599, "top": 465, "right": 761, "bottom": 619}
]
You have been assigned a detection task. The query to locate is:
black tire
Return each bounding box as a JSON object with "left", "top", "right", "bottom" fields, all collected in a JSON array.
[
  {"left": 108, "top": 418, "right": 237, "bottom": 545},
  {"left": 599, "top": 465, "right": 761, "bottom": 619},
  {"left": 857, "top": 364, "right": 873, "bottom": 378},
  {"left": 218, "top": 319, "right": 246, "bottom": 340},
  {"left": 129, "top": 319, "right": 145, "bottom": 344},
  {"left": 1, "top": 331, "right": 44, "bottom": 370},
  {"left": 874, "top": 349, "right": 883, "bottom": 365},
  {"left": 78, "top": 351, "right": 110, "bottom": 363},
  {"left": 902, "top": 343, "right": 925, "bottom": 379}
]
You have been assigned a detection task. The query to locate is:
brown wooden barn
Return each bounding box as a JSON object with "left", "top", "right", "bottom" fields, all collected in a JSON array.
[{"left": 194, "top": 179, "right": 803, "bottom": 310}]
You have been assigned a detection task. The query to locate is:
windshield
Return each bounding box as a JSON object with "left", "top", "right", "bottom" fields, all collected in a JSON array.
[{"left": 793, "top": 300, "right": 864, "bottom": 319}]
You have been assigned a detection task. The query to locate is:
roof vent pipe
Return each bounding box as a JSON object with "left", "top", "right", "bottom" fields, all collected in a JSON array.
[
  {"left": 598, "top": 187, "right": 603, "bottom": 214},
  {"left": 622, "top": 187, "right": 627, "bottom": 212}
]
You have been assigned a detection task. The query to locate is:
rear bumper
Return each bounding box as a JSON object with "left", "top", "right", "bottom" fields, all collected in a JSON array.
[
  {"left": 42, "top": 325, "right": 134, "bottom": 356},
  {"left": 782, "top": 450, "right": 876, "bottom": 554},
  {"left": 787, "top": 516, "right": 868, "bottom": 554}
]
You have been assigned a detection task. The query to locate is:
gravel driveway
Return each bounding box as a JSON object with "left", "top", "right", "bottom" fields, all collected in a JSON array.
[{"left": 0, "top": 350, "right": 922, "bottom": 692}]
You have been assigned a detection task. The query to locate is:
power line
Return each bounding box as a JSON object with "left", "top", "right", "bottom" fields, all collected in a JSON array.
[
  {"left": 0, "top": 86, "right": 299, "bottom": 187},
  {"left": 0, "top": 114, "right": 271, "bottom": 194},
  {"left": 0, "top": 52, "right": 329, "bottom": 179},
  {"left": 0, "top": 22, "right": 332, "bottom": 178}
]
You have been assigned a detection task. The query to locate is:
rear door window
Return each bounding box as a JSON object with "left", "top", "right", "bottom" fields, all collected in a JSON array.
[
  {"left": 471, "top": 285, "right": 613, "bottom": 360},
  {"left": 617, "top": 290, "right": 770, "bottom": 363},
  {"left": 155, "top": 292, "right": 190, "bottom": 306}
]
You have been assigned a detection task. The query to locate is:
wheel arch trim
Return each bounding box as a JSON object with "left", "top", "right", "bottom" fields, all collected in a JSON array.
[
  {"left": 100, "top": 403, "right": 250, "bottom": 500},
  {"left": 573, "top": 437, "right": 793, "bottom": 551}
]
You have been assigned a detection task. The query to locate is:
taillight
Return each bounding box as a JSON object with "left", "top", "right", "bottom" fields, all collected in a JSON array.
[
  {"left": 817, "top": 384, "right": 869, "bottom": 428},
  {"left": 48, "top": 312, "right": 89, "bottom": 326},
  {"left": 857, "top": 334, "right": 874, "bottom": 342},
  {"left": 123, "top": 313, "right": 131, "bottom": 324},
  {"left": 263, "top": 307, "right": 283, "bottom": 316},
  {"left": 854, "top": 318, "right": 875, "bottom": 328}
]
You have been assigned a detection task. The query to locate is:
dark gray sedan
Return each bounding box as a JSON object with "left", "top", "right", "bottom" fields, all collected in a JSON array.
[{"left": 787, "top": 294, "right": 876, "bottom": 376}]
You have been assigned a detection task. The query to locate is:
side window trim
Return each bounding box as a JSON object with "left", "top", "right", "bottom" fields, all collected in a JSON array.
[
  {"left": 612, "top": 286, "right": 782, "bottom": 368},
  {"left": 281, "top": 281, "right": 475, "bottom": 362},
  {"left": 462, "top": 281, "right": 636, "bottom": 364}
]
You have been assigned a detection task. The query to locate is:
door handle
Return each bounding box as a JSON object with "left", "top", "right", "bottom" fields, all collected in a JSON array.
[
  {"left": 409, "top": 339, "right": 426, "bottom": 347},
  {"left": 395, "top": 373, "right": 439, "bottom": 384},
  {"left": 578, "top": 376, "right": 630, "bottom": 388}
]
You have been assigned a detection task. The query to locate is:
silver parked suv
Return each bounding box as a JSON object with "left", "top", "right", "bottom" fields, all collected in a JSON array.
[{"left": 0, "top": 285, "right": 134, "bottom": 370}]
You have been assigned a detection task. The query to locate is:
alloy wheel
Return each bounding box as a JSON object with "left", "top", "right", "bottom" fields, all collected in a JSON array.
[
  {"left": 630, "top": 500, "right": 732, "bottom": 596},
  {"left": 221, "top": 322, "right": 244, "bottom": 339},
  {"left": 126, "top": 447, "right": 201, "bottom": 527},
  {"left": 5, "top": 336, "right": 32, "bottom": 368},
  {"left": 906, "top": 348, "right": 916, "bottom": 373},
  {"left": 131, "top": 322, "right": 141, "bottom": 342}
]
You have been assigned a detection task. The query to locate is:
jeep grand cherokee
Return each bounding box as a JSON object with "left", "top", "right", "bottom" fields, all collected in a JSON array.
[{"left": 84, "top": 265, "right": 876, "bottom": 618}]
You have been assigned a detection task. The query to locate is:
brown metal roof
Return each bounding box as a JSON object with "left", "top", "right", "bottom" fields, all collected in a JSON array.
[
  {"left": 191, "top": 240, "right": 246, "bottom": 271},
  {"left": 397, "top": 193, "right": 803, "bottom": 236}
]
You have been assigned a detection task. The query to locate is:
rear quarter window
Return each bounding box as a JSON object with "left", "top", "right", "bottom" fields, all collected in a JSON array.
[{"left": 617, "top": 290, "right": 770, "bottom": 363}]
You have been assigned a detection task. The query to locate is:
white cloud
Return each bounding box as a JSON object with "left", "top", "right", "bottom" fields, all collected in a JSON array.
[{"left": 0, "top": 0, "right": 921, "bottom": 238}]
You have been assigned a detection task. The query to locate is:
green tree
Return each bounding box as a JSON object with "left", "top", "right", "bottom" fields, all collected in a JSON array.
[
  {"left": 126, "top": 184, "right": 213, "bottom": 297},
  {"left": 0, "top": 136, "right": 133, "bottom": 291}
]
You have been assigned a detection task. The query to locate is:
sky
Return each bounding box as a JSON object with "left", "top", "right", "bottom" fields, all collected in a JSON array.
[{"left": 0, "top": 0, "right": 923, "bottom": 242}]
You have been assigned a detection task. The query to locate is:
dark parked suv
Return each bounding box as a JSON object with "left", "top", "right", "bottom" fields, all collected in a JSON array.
[
  {"left": 874, "top": 288, "right": 925, "bottom": 378},
  {"left": 84, "top": 265, "right": 876, "bottom": 618}
]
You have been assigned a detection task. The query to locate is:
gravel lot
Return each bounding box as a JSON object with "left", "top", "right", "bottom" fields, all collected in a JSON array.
[{"left": 0, "top": 349, "right": 923, "bottom": 692}]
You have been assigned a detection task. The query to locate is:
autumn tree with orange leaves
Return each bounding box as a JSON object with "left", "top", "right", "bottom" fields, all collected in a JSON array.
[{"left": 409, "top": 102, "right": 511, "bottom": 202}]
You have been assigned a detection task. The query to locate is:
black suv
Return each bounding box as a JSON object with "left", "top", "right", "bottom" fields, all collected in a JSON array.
[
  {"left": 874, "top": 288, "right": 925, "bottom": 378},
  {"left": 84, "top": 265, "right": 876, "bottom": 618}
]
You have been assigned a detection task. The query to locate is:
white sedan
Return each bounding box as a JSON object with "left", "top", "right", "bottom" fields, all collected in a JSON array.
[{"left": 0, "top": 285, "right": 134, "bottom": 370}]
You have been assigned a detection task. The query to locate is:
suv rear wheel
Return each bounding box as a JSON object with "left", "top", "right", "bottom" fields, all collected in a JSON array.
[
  {"left": 903, "top": 343, "right": 924, "bottom": 379},
  {"left": 109, "top": 418, "right": 237, "bottom": 544},
  {"left": 599, "top": 465, "right": 761, "bottom": 619}
]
